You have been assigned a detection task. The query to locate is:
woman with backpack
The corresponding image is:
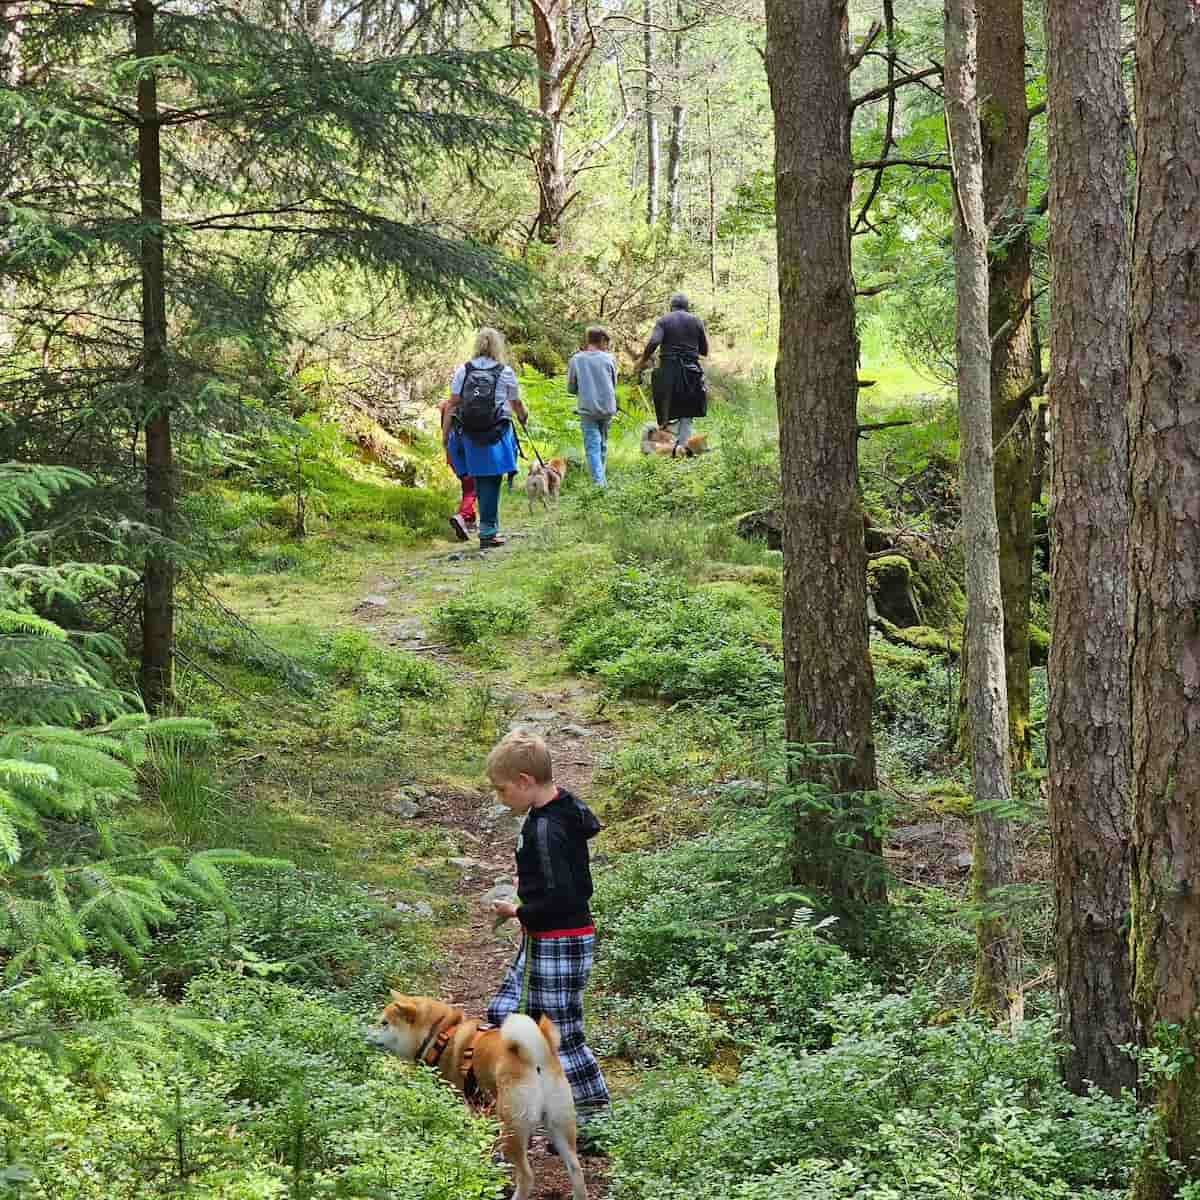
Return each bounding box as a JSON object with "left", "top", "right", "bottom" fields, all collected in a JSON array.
[{"left": 443, "top": 327, "right": 527, "bottom": 549}]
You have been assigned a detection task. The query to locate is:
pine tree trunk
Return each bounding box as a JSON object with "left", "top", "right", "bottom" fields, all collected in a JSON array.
[
  {"left": 1045, "top": 0, "right": 1134, "bottom": 1097},
  {"left": 666, "top": 2, "right": 684, "bottom": 234},
  {"left": 765, "top": 0, "right": 883, "bottom": 907},
  {"left": 532, "top": 0, "right": 568, "bottom": 243},
  {"left": 945, "top": 0, "right": 1020, "bottom": 1019},
  {"left": 978, "top": 0, "right": 1035, "bottom": 769},
  {"left": 1129, "top": 0, "right": 1200, "bottom": 1190},
  {"left": 133, "top": 0, "right": 173, "bottom": 711},
  {"left": 644, "top": 0, "right": 659, "bottom": 225}
]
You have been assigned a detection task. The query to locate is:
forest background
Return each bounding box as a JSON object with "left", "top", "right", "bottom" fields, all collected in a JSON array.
[{"left": 2, "top": 0, "right": 1197, "bottom": 1198}]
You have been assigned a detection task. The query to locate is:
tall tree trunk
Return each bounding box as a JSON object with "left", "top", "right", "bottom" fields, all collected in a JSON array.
[
  {"left": 666, "top": 0, "right": 684, "bottom": 234},
  {"left": 133, "top": 0, "right": 173, "bottom": 711},
  {"left": 510, "top": 0, "right": 521, "bottom": 41},
  {"left": 644, "top": 0, "right": 659, "bottom": 225},
  {"left": 705, "top": 87, "right": 716, "bottom": 296},
  {"left": 1045, "top": 0, "right": 1134, "bottom": 1097},
  {"left": 532, "top": 0, "right": 568, "bottom": 243},
  {"left": 1128, "top": 0, "right": 1200, "bottom": 1190},
  {"left": 978, "top": 0, "right": 1035, "bottom": 769},
  {"left": 765, "top": 0, "right": 884, "bottom": 908},
  {"left": 945, "top": 0, "right": 1020, "bottom": 1020}
]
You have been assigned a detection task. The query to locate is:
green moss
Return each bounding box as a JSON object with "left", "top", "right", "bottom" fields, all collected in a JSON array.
[
  {"left": 875, "top": 617, "right": 960, "bottom": 657},
  {"left": 924, "top": 781, "right": 972, "bottom": 816},
  {"left": 867, "top": 555, "right": 912, "bottom": 585}
]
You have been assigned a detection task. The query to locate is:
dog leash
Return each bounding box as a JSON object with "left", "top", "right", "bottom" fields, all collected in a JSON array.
[
  {"left": 517, "top": 932, "right": 534, "bottom": 1015},
  {"left": 516, "top": 415, "right": 547, "bottom": 469}
]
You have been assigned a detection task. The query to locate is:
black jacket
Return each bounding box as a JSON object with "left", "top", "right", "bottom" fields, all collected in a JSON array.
[{"left": 515, "top": 788, "right": 602, "bottom": 933}]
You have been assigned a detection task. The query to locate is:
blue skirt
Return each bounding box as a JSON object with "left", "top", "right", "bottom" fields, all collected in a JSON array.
[{"left": 447, "top": 424, "right": 519, "bottom": 479}]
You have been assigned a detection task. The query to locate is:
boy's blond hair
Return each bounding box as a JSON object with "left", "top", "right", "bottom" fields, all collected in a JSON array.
[{"left": 487, "top": 729, "right": 554, "bottom": 785}]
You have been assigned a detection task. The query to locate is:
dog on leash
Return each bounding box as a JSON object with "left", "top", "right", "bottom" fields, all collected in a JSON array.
[
  {"left": 367, "top": 992, "right": 588, "bottom": 1200},
  {"left": 640, "top": 423, "right": 709, "bottom": 457},
  {"left": 526, "top": 456, "right": 568, "bottom": 512}
]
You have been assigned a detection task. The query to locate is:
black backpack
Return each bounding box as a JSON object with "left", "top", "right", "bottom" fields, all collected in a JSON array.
[{"left": 457, "top": 361, "right": 507, "bottom": 443}]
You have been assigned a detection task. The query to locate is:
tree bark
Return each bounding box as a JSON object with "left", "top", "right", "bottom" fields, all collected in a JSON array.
[
  {"left": 978, "top": 0, "right": 1035, "bottom": 769},
  {"left": 945, "top": 0, "right": 1020, "bottom": 1020},
  {"left": 644, "top": 0, "right": 659, "bottom": 225},
  {"left": 532, "top": 0, "right": 568, "bottom": 243},
  {"left": 705, "top": 87, "right": 716, "bottom": 295},
  {"left": 133, "top": 0, "right": 174, "bottom": 711},
  {"left": 1045, "top": 0, "right": 1134, "bottom": 1097},
  {"left": 765, "top": 0, "right": 884, "bottom": 907},
  {"left": 666, "top": 0, "right": 685, "bottom": 234},
  {"left": 1128, "top": 0, "right": 1200, "bottom": 1191}
]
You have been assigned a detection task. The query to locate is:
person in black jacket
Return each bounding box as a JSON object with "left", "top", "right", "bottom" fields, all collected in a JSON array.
[
  {"left": 632, "top": 292, "right": 709, "bottom": 452},
  {"left": 485, "top": 729, "right": 611, "bottom": 1134}
]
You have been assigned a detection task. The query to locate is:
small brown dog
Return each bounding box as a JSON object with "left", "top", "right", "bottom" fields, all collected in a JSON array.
[
  {"left": 640, "top": 423, "right": 709, "bottom": 457},
  {"left": 526, "top": 456, "right": 568, "bottom": 512},
  {"left": 367, "top": 992, "right": 588, "bottom": 1200}
]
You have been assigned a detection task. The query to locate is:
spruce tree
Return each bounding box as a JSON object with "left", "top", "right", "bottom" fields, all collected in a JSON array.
[{"left": 0, "top": 0, "right": 537, "bottom": 707}]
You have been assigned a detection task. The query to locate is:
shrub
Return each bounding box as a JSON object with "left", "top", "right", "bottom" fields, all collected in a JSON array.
[
  {"left": 432, "top": 591, "right": 533, "bottom": 646},
  {"left": 0, "top": 970, "right": 504, "bottom": 1200},
  {"left": 142, "top": 866, "right": 434, "bottom": 1011},
  {"left": 560, "top": 565, "right": 780, "bottom": 712},
  {"left": 600, "top": 995, "right": 1145, "bottom": 1200}
]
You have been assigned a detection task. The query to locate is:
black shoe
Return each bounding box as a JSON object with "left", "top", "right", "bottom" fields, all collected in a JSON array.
[
  {"left": 478, "top": 535, "right": 507, "bottom": 549},
  {"left": 449, "top": 514, "right": 470, "bottom": 542}
]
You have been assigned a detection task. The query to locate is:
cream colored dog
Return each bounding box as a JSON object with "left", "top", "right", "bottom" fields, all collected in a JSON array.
[
  {"left": 526, "top": 456, "right": 568, "bottom": 512},
  {"left": 367, "top": 992, "right": 588, "bottom": 1200}
]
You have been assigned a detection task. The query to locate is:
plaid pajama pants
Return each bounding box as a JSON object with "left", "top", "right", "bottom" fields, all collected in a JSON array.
[{"left": 487, "top": 930, "right": 611, "bottom": 1116}]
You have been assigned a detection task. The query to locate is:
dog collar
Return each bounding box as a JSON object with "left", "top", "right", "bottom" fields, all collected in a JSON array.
[{"left": 415, "top": 1017, "right": 454, "bottom": 1067}]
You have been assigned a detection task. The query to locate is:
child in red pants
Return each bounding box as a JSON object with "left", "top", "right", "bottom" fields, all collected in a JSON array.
[{"left": 440, "top": 396, "right": 477, "bottom": 541}]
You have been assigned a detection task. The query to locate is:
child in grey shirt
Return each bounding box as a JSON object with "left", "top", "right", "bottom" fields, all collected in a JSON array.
[{"left": 567, "top": 326, "right": 618, "bottom": 487}]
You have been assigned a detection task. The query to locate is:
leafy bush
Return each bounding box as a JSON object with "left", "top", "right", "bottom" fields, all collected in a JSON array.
[
  {"left": 560, "top": 565, "right": 780, "bottom": 712},
  {"left": 432, "top": 591, "right": 533, "bottom": 646},
  {"left": 0, "top": 970, "right": 504, "bottom": 1200},
  {"left": 871, "top": 636, "right": 955, "bottom": 779},
  {"left": 142, "top": 866, "right": 434, "bottom": 1011},
  {"left": 601, "top": 995, "right": 1145, "bottom": 1200},
  {"left": 591, "top": 988, "right": 731, "bottom": 1066}
]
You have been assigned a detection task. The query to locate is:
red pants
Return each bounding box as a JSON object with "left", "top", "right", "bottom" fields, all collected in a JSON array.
[{"left": 456, "top": 470, "right": 477, "bottom": 522}]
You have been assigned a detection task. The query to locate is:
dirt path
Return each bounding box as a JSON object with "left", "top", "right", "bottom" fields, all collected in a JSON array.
[{"left": 356, "top": 540, "right": 615, "bottom": 1199}]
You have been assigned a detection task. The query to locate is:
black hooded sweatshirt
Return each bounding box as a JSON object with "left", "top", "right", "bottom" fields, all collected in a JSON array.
[{"left": 515, "top": 787, "right": 602, "bottom": 933}]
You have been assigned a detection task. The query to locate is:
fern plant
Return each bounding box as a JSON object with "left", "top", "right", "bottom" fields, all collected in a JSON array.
[{"left": 0, "top": 464, "right": 282, "bottom": 975}]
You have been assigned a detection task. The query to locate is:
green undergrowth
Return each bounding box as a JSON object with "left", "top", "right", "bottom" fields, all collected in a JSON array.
[{"left": 0, "top": 965, "right": 503, "bottom": 1200}]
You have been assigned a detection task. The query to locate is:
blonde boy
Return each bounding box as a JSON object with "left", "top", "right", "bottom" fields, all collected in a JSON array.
[{"left": 486, "top": 730, "right": 611, "bottom": 1135}]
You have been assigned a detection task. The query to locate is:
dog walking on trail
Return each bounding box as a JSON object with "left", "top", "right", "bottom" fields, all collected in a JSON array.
[
  {"left": 443, "top": 327, "right": 527, "bottom": 550},
  {"left": 632, "top": 292, "right": 709, "bottom": 452},
  {"left": 526, "top": 457, "right": 568, "bottom": 512},
  {"left": 486, "top": 729, "right": 612, "bottom": 1150},
  {"left": 368, "top": 993, "right": 588, "bottom": 1200},
  {"left": 567, "top": 325, "right": 618, "bottom": 487}
]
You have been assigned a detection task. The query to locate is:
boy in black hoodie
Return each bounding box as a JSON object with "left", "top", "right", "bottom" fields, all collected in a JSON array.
[{"left": 486, "top": 729, "right": 611, "bottom": 1132}]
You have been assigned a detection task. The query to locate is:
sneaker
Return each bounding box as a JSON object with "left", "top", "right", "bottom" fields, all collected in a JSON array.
[
  {"left": 478, "top": 535, "right": 508, "bottom": 549},
  {"left": 449, "top": 514, "right": 469, "bottom": 542}
]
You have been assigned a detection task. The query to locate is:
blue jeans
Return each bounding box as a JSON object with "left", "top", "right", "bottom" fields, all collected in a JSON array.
[
  {"left": 580, "top": 416, "right": 611, "bottom": 486},
  {"left": 475, "top": 474, "right": 502, "bottom": 539}
]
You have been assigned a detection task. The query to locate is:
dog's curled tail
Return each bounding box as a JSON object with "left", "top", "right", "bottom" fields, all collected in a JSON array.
[{"left": 500, "top": 1012, "right": 560, "bottom": 1069}]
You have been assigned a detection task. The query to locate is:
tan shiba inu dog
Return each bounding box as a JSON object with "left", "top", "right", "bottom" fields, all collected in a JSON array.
[
  {"left": 367, "top": 992, "right": 588, "bottom": 1200},
  {"left": 526, "top": 457, "right": 568, "bottom": 512}
]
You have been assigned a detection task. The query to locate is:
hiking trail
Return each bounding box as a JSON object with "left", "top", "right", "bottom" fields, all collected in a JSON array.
[{"left": 354, "top": 533, "right": 616, "bottom": 1200}]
